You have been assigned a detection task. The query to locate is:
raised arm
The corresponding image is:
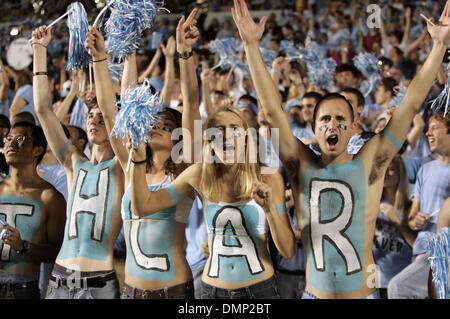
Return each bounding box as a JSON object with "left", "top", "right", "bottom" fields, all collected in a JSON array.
[
  {"left": 363, "top": 4, "right": 450, "bottom": 164},
  {"left": 231, "top": 0, "right": 312, "bottom": 165},
  {"left": 121, "top": 51, "right": 138, "bottom": 98},
  {"left": 137, "top": 48, "right": 162, "bottom": 84},
  {"left": 177, "top": 8, "right": 202, "bottom": 163},
  {"left": 85, "top": 26, "right": 129, "bottom": 169},
  {"left": 32, "top": 26, "right": 80, "bottom": 170},
  {"left": 54, "top": 71, "right": 79, "bottom": 122},
  {"left": 160, "top": 36, "right": 176, "bottom": 106},
  {"left": 128, "top": 142, "right": 196, "bottom": 217}
]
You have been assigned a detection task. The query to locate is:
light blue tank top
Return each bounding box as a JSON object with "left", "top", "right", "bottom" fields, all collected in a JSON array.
[
  {"left": 302, "top": 156, "right": 366, "bottom": 293},
  {"left": 203, "top": 198, "right": 268, "bottom": 283},
  {"left": 121, "top": 174, "right": 193, "bottom": 282},
  {"left": 0, "top": 195, "right": 42, "bottom": 272},
  {"left": 57, "top": 157, "right": 117, "bottom": 261}
]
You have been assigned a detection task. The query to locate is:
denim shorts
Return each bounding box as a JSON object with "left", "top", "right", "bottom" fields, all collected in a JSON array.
[
  {"left": 302, "top": 289, "right": 381, "bottom": 299},
  {"left": 201, "top": 276, "right": 280, "bottom": 299}
]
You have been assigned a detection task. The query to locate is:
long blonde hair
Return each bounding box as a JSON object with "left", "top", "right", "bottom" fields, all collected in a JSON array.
[{"left": 199, "top": 107, "right": 261, "bottom": 202}]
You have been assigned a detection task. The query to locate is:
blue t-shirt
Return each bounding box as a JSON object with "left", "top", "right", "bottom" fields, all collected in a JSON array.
[
  {"left": 412, "top": 159, "right": 450, "bottom": 255},
  {"left": 39, "top": 163, "right": 68, "bottom": 201},
  {"left": 372, "top": 204, "right": 412, "bottom": 288},
  {"left": 15, "top": 85, "right": 38, "bottom": 124}
]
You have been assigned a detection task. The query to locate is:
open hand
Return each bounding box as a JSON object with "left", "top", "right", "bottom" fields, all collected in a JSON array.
[
  {"left": 231, "top": 0, "right": 267, "bottom": 45},
  {"left": 426, "top": 0, "right": 450, "bottom": 44}
]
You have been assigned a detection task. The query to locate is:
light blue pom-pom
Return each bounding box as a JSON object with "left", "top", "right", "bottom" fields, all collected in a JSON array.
[
  {"left": 260, "top": 47, "right": 277, "bottom": 72},
  {"left": 428, "top": 227, "right": 450, "bottom": 299},
  {"left": 69, "top": 98, "right": 88, "bottom": 129},
  {"left": 107, "top": 59, "right": 123, "bottom": 84},
  {"left": 353, "top": 53, "right": 381, "bottom": 97},
  {"left": 66, "top": 2, "right": 91, "bottom": 72},
  {"left": 429, "top": 76, "right": 450, "bottom": 116},
  {"left": 299, "top": 40, "right": 336, "bottom": 90},
  {"left": 105, "top": 0, "right": 164, "bottom": 62},
  {"left": 110, "top": 79, "right": 163, "bottom": 146},
  {"left": 209, "top": 37, "right": 242, "bottom": 70},
  {"left": 280, "top": 40, "right": 303, "bottom": 61}
]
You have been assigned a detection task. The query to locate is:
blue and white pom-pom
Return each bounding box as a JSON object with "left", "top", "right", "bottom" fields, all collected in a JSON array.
[
  {"left": 429, "top": 70, "right": 450, "bottom": 116},
  {"left": 107, "top": 59, "right": 123, "bottom": 84},
  {"left": 299, "top": 40, "right": 336, "bottom": 90},
  {"left": 353, "top": 53, "right": 381, "bottom": 97},
  {"left": 105, "top": 0, "right": 164, "bottom": 62},
  {"left": 65, "top": 2, "right": 91, "bottom": 72},
  {"left": 428, "top": 227, "right": 450, "bottom": 299},
  {"left": 209, "top": 37, "right": 242, "bottom": 70},
  {"left": 260, "top": 47, "right": 277, "bottom": 72},
  {"left": 280, "top": 40, "right": 303, "bottom": 61},
  {"left": 111, "top": 79, "right": 163, "bottom": 147},
  {"left": 388, "top": 83, "right": 407, "bottom": 109}
]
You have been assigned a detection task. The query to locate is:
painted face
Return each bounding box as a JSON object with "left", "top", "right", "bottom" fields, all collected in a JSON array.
[
  {"left": 149, "top": 111, "right": 178, "bottom": 149},
  {"left": 426, "top": 119, "right": 450, "bottom": 154},
  {"left": 210, "top": 111, "right": 247, "bottom": 165},
  {"left": 314, "top": 99, "right": 354, "bottom": 157},
  {"left": 86, "top": 106, "right": 108, "bottom": 145},
  {"left": 4, "top": 126, "right": 35, "bottom": 165}
]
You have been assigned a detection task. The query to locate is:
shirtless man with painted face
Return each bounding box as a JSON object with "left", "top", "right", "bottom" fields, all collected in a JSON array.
[
  {"left": 31, "top": 26, "right": 124, "bottom": 299},
  {"left": 231, "top": 0, "right": 450, "bottom": 298}
]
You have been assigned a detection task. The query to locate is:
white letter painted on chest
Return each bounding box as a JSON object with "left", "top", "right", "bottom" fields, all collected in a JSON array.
[
  {"left": 69, "top": 168, "right": 109, "bottom": 241},
  {"left": 0, "top": 204, "right": 33, "bottom": 261},
  {"left": 208, "top": 206, "right": 264, "bottom": 278},
  {"left": 310, "top": 179, "right": 362, "bottom": 274}
]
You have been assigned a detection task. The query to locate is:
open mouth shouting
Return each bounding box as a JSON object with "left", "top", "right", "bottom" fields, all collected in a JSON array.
[{"left": 326, "top": 134, "right": 339, "bottom": 151}]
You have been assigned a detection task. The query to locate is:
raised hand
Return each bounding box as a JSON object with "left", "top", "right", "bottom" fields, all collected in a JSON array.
[
  {"left": 126, "top": 139, "right": 147, "bottom": 163},
  {"left": 427, "top": 0, "right": 450, "bottom": 44},
  {"left": 161, "top": 36, "right": 176, "bottom": 57},
  {"left": 84, "top": 26, "right": 106, "bottom": 60},
  {"left": 31, "top": 25, "right": 52, "bottom": 48},
  {"left": 176, "top": 8, "right": 200, "bottom": 52},
  {"left": 251, "top": 182, "right": 272, "bottom": 211},
  {"left": 231, "top": 0, "right": 267, "bottom": 45}
]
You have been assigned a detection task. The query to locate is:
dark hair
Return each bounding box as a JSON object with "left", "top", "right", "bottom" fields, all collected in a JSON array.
[
  {"left": 302, "top": 91, "right": 322, "bottom": 103},
  {"left": 146, "top": 107, "right": 183, "bottom": 175},
  {"left": 312, "top": 93, "right": 354, "bottom": 131},
  {"left": 379, "top": 57, "right": 394, "bottom": 69},
  {"left": 238, "top": 94, "right": 257, "bottom": 105},
  {"left": 340, "top": 87, "right": 365, "bottom": 107},
  {"left": 12, "top": 111, "right": 35, "bottom": 125},
  {"left": 68, "top": 125, "right": 88, "bottom": 150},
  {"left": 12, "top": 121, "right": 47, "bottom": 165},
  {"left": 380, "top": 77, "right": 398, "bottom": 96},
  {"left": 335, "top": 63, "right": 359, "bottom": 77},
  {"left": 0, "top": 114, "right": 10, "bottom": 130}
]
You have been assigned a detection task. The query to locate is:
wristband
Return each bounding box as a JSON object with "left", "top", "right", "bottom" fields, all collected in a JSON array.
[
  {"left": 33, "top": 71, "right": 48, "bottom": 76},
  {"left": 31, "top": 42, "right": 47, "bottom": 48},
  {"left": 131, "top": 159, "right": 147, "bottom": 165},
  {"left": 93, "top": 57, "right": 108, "bottom": 63}
]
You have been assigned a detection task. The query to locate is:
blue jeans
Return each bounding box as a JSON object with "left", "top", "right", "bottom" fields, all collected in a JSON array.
[
  {"left": 301, "top": 289, "right": 381, "bottom": 299},
  {"left": 45, "top": 272, "right": 120, "bottom": 299},
  {"left": 275, "top": 270, "right": 305, "bottom": 299},
  {"left": 120, "top": 280, "right": 194, "bottom": 299},
  {"left": 201, "top": 277, "right": 280, "bottom": 299},
  {"left": 388, "top": 252, "right": 430, "bottom": 299}
]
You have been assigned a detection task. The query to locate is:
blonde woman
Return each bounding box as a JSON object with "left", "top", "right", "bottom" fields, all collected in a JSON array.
[
  {"left": 372, "top": 155, "right": 415, "bottom": 298},
  {"left": 129, "top": 104, "right": 295, "bottom": 299}
]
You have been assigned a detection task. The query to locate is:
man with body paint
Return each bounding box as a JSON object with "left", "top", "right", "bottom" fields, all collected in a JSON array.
[
  {"left": 31, "top": 26, "right": 124, "bottom": 299},
  {"left": 231, "top": 0, "right": 450, "bottom": 298},
  {"left": 0, "top": 122, "right": 66, "bottom": 298}
]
